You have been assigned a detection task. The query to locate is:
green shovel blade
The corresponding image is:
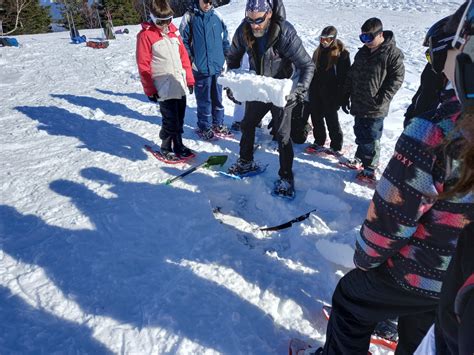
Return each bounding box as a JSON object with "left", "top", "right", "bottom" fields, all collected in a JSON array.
[{"left": 205, "top": 155, "right": 228, "bottom": 167}]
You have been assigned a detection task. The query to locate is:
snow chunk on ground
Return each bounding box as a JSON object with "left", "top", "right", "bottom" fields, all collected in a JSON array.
[
  {"left": 218, "top": 71, "right": 293, "bottom": 107},
  {"left": 304, "top": 190, "right": 352, "bottom": 213},
  {"left": 315, "top": 240, "right": 355, "bottom": 268}
]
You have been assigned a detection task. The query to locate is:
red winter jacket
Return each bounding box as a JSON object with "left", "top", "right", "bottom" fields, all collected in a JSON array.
[{"left": 136, "top": 22, "right": 195, "bottom": 99}]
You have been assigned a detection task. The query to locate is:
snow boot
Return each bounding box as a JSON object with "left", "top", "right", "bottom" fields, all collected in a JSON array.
[
  {"left": 339, "top": 156, "right": 363, "bottom": 170},
  {"left": 357, "top": 168, "right": 376, "bottom": 183},
  {"left": 273, "top": 178, "right": 295, "bottom": 199},
  {"left": 212, "top": 124, "right": 233, "bottom": 138},
  {"left": 196, "top": 128, "right": 216, "bottom": 141},
  {"left": 227, "top": 158, "right": 261, "bottom": 176}
]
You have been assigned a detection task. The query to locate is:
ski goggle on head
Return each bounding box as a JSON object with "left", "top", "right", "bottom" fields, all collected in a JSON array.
[
  {"left": 150, "top": 13, "right": 173, "bottom": 26},
  {"left": 453, "top": 0, "right": 474, "bottom": 105},
  {"left": 359, "top": 29, "right": 382, "bottom": 44}
]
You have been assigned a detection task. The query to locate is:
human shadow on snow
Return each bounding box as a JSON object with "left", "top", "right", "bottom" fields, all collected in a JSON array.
[
  {"left": 0, "top": 166, "right": 317, "bottom": 354},
  {"left": 51, "top": 94, "right": 157, "bottom": 124},
  {"left": 95, "top": 88, "right": 150, "bottom": 103},
  {"left": 0, "top": 286, "right": 112, "bottom": 354},
  {"left": 15, "top": 105, "right": 152, "bottom": 162}
]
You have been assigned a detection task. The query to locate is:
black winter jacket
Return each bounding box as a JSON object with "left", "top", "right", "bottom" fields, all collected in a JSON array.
[
  {"left": 343, "top": 31, "right": 405, "bottom": 118},
  {"left": 226, "top": 18, "right": 315, "bottom": 90},
  {"left": 403, "top": 62, "right": 446, "bottom": 127},
  {"left": 309, "top": 39, "right": 351, "bottom": 111},
  {"left": 437, "top": 222, "right": 474, "bottom": 355}
]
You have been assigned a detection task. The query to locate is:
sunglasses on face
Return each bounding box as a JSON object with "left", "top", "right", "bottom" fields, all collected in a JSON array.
[
  {"left": 245, "top": 12, "right": 268, "bottom": 25},
  {"left": 359, "top": 30, "right": 382, "bottom": 44},
  {"left": 203, "top": 0, "right": 212, "bottom": 4}
]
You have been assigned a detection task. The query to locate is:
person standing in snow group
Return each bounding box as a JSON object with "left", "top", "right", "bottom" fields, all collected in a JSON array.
[
  {"left": 226, "top": 0, "right": 315, "bottom": 199},
  {"left": 180, "top": 0, "right": 231, "bottom": 141},
  {"left": 307, "top": 25, "right": 350, "bottom": 154},
  {"left": 341, "top": 17, "right": 405, "bottom": 183},
  {"left": 403, "top": 18, "right": 448, "bottom": 128},
  {"left": 136, "top": 0, "right": 195, "bottom": 161},
  {"left": 313, "top": 4, "right": 474, "bottom": 355},
  {"left": 415, "top": 2, "right": 474, "bottom": 352}
]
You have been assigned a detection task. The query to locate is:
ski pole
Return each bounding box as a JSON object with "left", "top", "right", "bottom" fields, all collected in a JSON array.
[{"left": 164, "top": 155, "right": 228, "bottom": 185}]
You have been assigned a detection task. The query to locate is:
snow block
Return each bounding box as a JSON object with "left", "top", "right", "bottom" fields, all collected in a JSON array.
[{"left": 218, "top": 70, "right": 294, "bottom": 107}]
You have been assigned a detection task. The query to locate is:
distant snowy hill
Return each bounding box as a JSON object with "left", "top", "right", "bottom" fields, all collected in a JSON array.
[{"left": 0, "top": 0, "right": 463, "bottom": 354}]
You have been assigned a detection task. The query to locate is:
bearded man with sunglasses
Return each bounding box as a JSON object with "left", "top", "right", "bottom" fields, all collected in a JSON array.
[
  {"left": 341, "top": 17, "right": 405, "bottom": 183},
  {"left": 226, "top": 0, "right": 315, "bottom": 198},
  {"left": 180, "top": 0, "right": 231, "bottom": 141}
]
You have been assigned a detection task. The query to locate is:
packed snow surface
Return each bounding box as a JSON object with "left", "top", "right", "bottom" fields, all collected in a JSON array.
[
  {"left": 0, "top": 0, "right": 463, "bottom": 354},
  {"left": 218, "top": 71, "right": 294, "bottom": 107}
]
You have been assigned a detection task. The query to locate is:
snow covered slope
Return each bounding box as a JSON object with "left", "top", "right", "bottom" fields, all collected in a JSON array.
[{"left": 0, "top": 0, "right": 463, "bottom": 354}]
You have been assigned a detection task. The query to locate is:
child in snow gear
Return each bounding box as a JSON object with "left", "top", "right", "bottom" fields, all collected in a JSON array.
[
  {"left": 226, "top": 0, "right": 315, "bottom": 197},
  {"left": 341, "top": 18, "right": 405, "bottom": 182},
  {"left": 180, "top": 0, "right": 231, "bottom": 140},
  {"left": 319, "top": 6, "right": 474, "bottom": 354},
  {"left": 136, "top": 0, "right": 195, "bottom": 161},
  {"left": 416, "top": 3, "right": 474, "bottom": 353},
  {"left": 308, "top": 26, "right": 350, "bottom": 153},
  {"left": 403, "top": 17, "right": 449, "bottom": 128}
]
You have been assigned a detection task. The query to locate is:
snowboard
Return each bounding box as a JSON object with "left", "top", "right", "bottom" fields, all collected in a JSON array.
[
  {"left": 145, "top": 145, "right": 194, "bottom": 164},
  {"left": 322, "top": 305, "right": 398, "bottom": 351}
]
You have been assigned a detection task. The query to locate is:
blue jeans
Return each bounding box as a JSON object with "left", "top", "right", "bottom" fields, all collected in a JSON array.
[
  {"left": 353, "top": 116, "right": 384, "bottom": 171},
  {"left": 194, "top": 73, "right": 224, "bottom": 131}
]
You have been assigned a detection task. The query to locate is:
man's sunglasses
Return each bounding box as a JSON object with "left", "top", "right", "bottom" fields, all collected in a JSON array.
[
  {"left": 203, "top": 0, "right": 213, "bottom": 4},
  {"left": 359, "top": 30, "right": 382, "bottom": 44},
  {"left": 245, "top": 12, "right": 268, "bottom": 25}
]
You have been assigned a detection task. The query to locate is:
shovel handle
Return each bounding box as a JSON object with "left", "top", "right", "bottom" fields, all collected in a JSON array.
[{"left": 165, "top": 163, "right": 204, "bottom": 185}]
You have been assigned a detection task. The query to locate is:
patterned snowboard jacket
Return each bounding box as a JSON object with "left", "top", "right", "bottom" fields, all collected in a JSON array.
[{"left": 354, "top": 92, "right": 474, "bottom": 298}]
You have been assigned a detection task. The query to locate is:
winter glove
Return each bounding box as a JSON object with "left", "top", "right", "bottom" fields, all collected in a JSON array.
[
  {"left": 224, "top": 87, "right": 242, "bottom": 105},
  {"left": 148, "top": 93, "right": 159, "bottom": 103},
  {"left": 188, "top": 86, "right": 194, "bottom": 95},
  {"left": 293, "top": 85, "right": 307, "bottom": 102},
  {"left": 286, "top": 85, "right": 307, "bottom": 107}
]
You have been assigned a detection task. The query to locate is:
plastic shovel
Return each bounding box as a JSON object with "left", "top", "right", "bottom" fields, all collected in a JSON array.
[{"left": 164, "top": 155, "right": 228, "bottom": 185}]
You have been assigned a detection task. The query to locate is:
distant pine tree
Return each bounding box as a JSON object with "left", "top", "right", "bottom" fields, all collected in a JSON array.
[
  {"left": 1, "top": 0, "right": 52, "bottom": 34},
  {"left": 103, "top": 0, "right": 141, "bottom": 26}
]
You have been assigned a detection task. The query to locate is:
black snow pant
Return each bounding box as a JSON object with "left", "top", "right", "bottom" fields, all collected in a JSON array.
[
  {"left": 323, "top": 267, "right": 438, "bottom": 355},
  {"left": 310, "top": 102, "right": 343, "bottom": 151},
  {"left": 159, "top": 96, "right": 186, "bottom": 152},
  {"left": 240, "top": 101, "right": 294, "bottom": 181}
]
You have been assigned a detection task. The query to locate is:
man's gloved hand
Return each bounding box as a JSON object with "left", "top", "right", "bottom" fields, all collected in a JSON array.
[
  {"left": 148, "top": 93, "right": 159, "bottom": 103},
  {"left": 188, "top": 86, "right": 194, "bottom": 95},
  {"left": 293, "top": 85, "right": 307, "bottom": 102},
  {"left": 224, "top": 87, "right": 242, "bottom": 105}
]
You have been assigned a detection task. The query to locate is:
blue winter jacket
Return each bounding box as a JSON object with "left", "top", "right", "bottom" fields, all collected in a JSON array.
[{"left": 180, "top": 2, "right": 230, "bottom": 76}]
